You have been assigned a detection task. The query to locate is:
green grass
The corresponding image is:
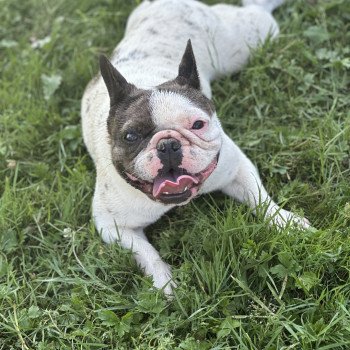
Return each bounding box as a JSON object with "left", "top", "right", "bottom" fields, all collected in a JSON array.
[{"left": 1, "top": 0, "right": 350, "bottom": 348}]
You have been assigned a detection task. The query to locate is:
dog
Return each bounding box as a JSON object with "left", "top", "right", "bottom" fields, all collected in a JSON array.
[{"left": 81, "top": 0, "right": 310, "bottom": 295}]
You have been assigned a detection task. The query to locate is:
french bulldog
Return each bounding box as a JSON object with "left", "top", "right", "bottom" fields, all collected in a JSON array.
[{"left": 81, "top": 0, "right": 310, "bottom": 295}]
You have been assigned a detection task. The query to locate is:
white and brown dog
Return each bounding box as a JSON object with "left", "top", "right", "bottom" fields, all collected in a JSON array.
[{"left": 81, "top": 0, "right": 310, "bottom": 295}]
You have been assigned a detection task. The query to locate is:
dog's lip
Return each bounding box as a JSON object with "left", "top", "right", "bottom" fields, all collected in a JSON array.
[
  {"left": 157, "top": 189, "right": 192, "bottom": 204},
  {"left": 125, "top": 153, "right": 219, "bottom": 202}
]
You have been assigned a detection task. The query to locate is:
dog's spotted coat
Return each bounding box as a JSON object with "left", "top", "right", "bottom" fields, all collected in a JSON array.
[{"left": 82, "top": 0, "right": 310, "bottom": 295}]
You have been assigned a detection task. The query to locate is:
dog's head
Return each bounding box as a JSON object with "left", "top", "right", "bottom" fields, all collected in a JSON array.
[{"left": 100, "top": 40, "right": 222, "bottom": 205}]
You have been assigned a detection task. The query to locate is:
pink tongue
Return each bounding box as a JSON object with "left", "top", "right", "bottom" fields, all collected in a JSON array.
[{"left": 153, "top": 175, "right": 198, "bottom": 198}]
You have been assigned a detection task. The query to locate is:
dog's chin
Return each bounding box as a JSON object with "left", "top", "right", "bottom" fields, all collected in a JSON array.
[{"left": 124, "top": 154, "right": 219, "bottom": 205}]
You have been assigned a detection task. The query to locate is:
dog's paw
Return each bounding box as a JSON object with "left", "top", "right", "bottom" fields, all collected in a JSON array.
[
  {"left": 148, "top": 260, "right": 175, "bottom": 297},
  {"left": 268, "top": 208, "right": 311, "bottom": 231}
]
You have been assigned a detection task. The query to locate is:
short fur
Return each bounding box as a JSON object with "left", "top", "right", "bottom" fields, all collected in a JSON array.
[{"left": 82, "top": 0, "right": 310, "bottom": 295}]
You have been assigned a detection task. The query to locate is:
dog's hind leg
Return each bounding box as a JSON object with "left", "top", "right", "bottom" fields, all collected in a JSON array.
[{"left": 210, "top": 1, "right": 281, "bottom": 77}]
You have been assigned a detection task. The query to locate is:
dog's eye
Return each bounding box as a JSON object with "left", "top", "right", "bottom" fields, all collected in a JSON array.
[
  {"left": 124, "top": 132, "right": 139, "bottom": 142},
  {"left": 191, "top": 120, "right": 205, "bottom": 130}
]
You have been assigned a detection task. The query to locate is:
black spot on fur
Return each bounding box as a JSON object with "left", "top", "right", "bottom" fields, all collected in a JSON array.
[
  {"left": 183, "top": 18, "right": 200, "bottom": 31},
  {"left": 148, "top": 28, "right": 158, "bottom": 35},
  {"left": 116, "top": 50, "right": 148, "bottom": 64},
  {"left": 116, "top": 57, "right": 130, "bottom": 64},
  {"left": 184, "top": 19, "right": 194, "bottom": 27},
  {"left": 139, "top": 16, "right": 149, "bottom": 24}
]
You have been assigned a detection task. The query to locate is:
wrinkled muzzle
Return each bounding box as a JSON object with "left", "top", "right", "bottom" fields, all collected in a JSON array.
[{"left": 127, "top": 129, "right": 220, "bottom": 205}]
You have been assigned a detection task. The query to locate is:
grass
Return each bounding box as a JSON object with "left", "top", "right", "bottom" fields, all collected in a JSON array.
[{"left": 1, "top": 0, "right": 349, "bottom": 348}]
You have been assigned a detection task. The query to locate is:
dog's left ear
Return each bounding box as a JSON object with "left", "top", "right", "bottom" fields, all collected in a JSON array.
[
  {"left": 99, "top": 54, "right": 134, "bottom": 106},
  {"left": 176, "top": 39, "right": 200, "bottom": 90}
]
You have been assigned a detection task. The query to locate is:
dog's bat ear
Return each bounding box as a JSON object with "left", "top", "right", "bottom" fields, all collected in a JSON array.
[
  {"left": 99, "top": 54, "right": 134, "bottom": 106},
  {"left": 176, "top": 39, "right": 200, "bottom": 90}
]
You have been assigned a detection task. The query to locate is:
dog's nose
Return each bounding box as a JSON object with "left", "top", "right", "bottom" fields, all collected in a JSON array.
[{"left": 156, "top": 138, "right": 182, "bottom": 154}]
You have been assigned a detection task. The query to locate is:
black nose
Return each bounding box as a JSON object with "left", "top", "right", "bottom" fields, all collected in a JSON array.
[{"left": 156, "top": 138, "right": 182, "bottom": 154}]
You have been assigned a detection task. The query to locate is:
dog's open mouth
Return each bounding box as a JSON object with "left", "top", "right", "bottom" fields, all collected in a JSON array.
[
  {"left": 125, "top": 154, "right": 219, "bottom": 204},
  {"left": 152, "top": 170, "right": 198, "bottom": 204}
]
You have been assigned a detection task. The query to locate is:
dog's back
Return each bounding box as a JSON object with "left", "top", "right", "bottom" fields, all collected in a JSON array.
[{"left": 121, "top": 0, "right": 281, "bottom": 88}]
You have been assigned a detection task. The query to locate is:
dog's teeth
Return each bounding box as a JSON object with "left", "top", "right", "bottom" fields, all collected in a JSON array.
[
  {"left": 184, "top": 186, "right": 188, "bottom": 191},
  {"left": 164, "top": 192, "right": 169, "bottom": 194}
]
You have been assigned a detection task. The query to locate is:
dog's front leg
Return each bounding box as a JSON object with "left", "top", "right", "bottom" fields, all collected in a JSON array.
[
  {"left": 220, "top": 149, "right": 310, "bottom": 229},
  {"left": 94, "top": 212, "right": 174, "bottom": 295}
]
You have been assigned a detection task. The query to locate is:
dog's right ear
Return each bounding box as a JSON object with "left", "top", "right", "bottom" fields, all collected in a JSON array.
[
  {"left": 99, "top": 55, "right": 134, "bottom": 106},
  {"left": 176, "top": 39, "right": 200, "bottom": 90}
]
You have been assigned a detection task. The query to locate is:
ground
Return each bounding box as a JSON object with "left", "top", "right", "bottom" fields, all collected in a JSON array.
[{"left": 1, "top": 0, "right": 350, "bottom": 349}]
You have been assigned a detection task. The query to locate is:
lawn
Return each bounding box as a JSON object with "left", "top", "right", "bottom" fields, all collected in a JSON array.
[{"left": 1, "top": 0, "right": 349, "bottom": 348}]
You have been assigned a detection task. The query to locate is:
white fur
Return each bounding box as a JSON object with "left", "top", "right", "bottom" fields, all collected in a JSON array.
[
  {"left": 82, "top": 0, "right": 310, "bottom": 296},
  {"left": 150, "top": 90, "right": 210, "bottom": 128}
]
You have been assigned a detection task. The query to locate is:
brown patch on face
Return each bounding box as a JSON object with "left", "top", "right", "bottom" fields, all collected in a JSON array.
[
  {"left": 157, "top": 79, "right": 215, "bottom": 116},
  {"left": 107, "top": 88, "right": 156, "bottom": 178}
]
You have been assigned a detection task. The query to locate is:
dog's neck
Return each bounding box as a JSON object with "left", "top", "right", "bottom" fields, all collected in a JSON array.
[{"left": 109, "top": 55, "right": 179, "bottom": 90}]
